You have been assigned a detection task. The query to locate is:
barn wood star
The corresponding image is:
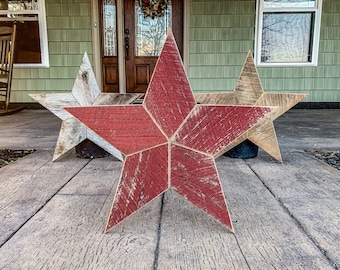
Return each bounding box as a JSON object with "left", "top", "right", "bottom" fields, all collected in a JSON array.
[
  {"left": 195, "top": 51, "right": 308, "bottom": 163},
  {"left": 65, "top": 32, "right": 274, "bottom": 233},
  {"left": 29, "top": 53, "right": 142, "bottom": 161}
]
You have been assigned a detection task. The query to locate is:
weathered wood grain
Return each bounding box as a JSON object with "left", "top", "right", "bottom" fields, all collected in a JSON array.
[
  {"left": 171, "top": 144, "right": 232, "bottom": 230},
  {"left": 93, "top": 92, "right": 143, "bottom": 106},
  {"left": 0, "top": 157, "right": 161, "bottom": 269},
  {"left": 53, "top": 117, "right": 87, "bottom": 160},
  {"left": 194, "top": 51, "right": 308, "bottom": 163},
  {"left": 0, "top": 150, "right": 89, "bottom": 245},
  {"left": 234, "top": 51, "right": 264, "bottom": 105},
  {"left": 174, "top": 105, "right": 274, "bottom": 158},
  {"left": 29, "top": 93, "right": 79, "bottom": 121},
  {"left": 144, "top": 32, "right": 196, "bottom": 138},
  {"left": 29, "top": 53, "right": 141, "bottom": 162},
  {"left": 66, "top": 105, "right": 167, "bottom": 156},
  {"left": 106, "top": 144, "right": 169, "bottom": 231},
  {"left": 71, "top": 52, "right": 101, "bottom": 106}
]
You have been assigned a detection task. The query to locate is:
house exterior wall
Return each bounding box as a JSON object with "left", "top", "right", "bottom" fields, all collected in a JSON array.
[
  {"left": 8, "top": 0, "right": 340, "bottom": 104},
  {"left": 189, "top": 0, "right": 340, "bottom": 103},
  {"left": 11, "top": 0, "right": 93, "bottom": 103}
]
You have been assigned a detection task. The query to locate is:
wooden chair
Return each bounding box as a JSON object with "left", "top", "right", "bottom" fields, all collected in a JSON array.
[{"left": 0, "top": 23, "right": 17, "bottom": 112}]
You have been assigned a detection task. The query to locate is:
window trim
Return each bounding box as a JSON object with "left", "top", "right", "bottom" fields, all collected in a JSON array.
[
  {"left": 255, "top": 0, "right": 323, "bottom": 67},
  {"left": 0, "top": 0, "right": 49, "bottom": 68}
]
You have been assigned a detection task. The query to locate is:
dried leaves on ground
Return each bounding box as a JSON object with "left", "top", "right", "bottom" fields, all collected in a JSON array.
[
  {"left": 0, "top": 149, "right": 36, "bottom": 168},
  {"left": 308, "top": 150, "right": 340, "bottom": 170}
]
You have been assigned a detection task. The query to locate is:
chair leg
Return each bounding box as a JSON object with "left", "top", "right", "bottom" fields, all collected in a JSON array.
[{"left": 5, "top": 86, "right": 10, "bottom": 112}]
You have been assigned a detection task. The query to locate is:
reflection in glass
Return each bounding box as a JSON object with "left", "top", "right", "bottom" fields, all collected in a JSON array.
[
  {"left": 135, "top": 0, "right": 171, "bottom": 56},
  {"left": 264, "top": 0, "right": 316, "bottom": 8},
  {"left": 261, "top": 13, "right": 313, "bottom": 63},
  {"left": 103, "top": 0, "right": 117, "bottom": 57}
]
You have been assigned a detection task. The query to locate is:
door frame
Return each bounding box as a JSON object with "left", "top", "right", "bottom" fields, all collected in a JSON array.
[{"left": 91, "top": 0, "right": 190, "bottom": 93}]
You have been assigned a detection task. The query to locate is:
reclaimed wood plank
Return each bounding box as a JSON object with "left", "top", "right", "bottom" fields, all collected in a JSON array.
[
  {"left": 246, "top": 151, "right": 340, "bottom": 267},
  {"left": 171, "top": 144, "right": 232, "bottom": 230},
  {"left": 66, "top": 106, "right": 167, "bottom": 156},
  {"left": 71, "top": 52, "right": 101, "bottom": 106},
  {"left": 194, "top": 52, "right": 308, "bottom": 163},
  {"left": 0, "top": 157, "right": 161, "bottom": 269},
  {"left": 174, "top": 105, "right": 273, "bottom": 157},
  {"left": 144, "top": 31, "right": 196, "bottom": 138},
  {"left": 0, "top": 150, "right": 89, "bottom": 245},
  {"left": 28, "top": 93, "right": 79, "bottom": 121},
  {"left": 106, "top": 144, "right": 169, "bottom": 231},
  {"left": 93, "top": 93, "right": 143, "bottom": 106}
]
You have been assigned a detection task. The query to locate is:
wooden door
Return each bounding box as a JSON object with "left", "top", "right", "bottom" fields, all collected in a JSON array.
[{"left": 100, "top": 0, "right": 183, "bottom": 93}]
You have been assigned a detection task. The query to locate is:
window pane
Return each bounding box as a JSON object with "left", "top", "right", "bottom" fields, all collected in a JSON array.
[
  {"left": 261, "top": 13, "right": 313, "bottom": 63},
  {"left": 103, "top": 0, "right": 117, "bottom": 57},
  {"left": 135, "top": 0, "right": 172, "bottom": 56},
  {"left": 264, "top": 0, "right": 316, "bottom": 8}
]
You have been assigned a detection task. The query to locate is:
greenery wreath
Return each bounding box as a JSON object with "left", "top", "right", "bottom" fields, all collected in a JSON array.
[{"left": 138, "top": 0, "right": 169, "bottom": 19}]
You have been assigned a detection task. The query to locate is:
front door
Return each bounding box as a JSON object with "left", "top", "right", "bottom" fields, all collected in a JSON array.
[{"left": 100, "top": 0, "right": 183, "bottom": 93}]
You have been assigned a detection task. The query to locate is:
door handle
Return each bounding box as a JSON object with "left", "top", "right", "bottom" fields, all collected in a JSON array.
[{"left": 125, "top": 36, "right": 129, "bottom": 60}]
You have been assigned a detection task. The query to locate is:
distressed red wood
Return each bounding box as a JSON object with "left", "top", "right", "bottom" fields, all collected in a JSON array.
[
  {"left": 144, "top": 33, "right": 196, "bottom": 138},
  {"left": 66, "top": 32, "right": 275, "bottom": 233},
  {"left": 174, "top": 105, "right": 273, "bottom": 157},
  {"left": 195, "top": 51, "right": 308, "bottom": 163},
  {"left": 65, "top": 105, "right": 167, "bottom": 156},
  {"left": 29, "top": 53, "right": 143, "bottom": 161},
  {"left": 106, "top": 144, "right": 169, "bottom": 230},
  {"left": 171, "top": 145, "right": 232, "bottom": 229}
]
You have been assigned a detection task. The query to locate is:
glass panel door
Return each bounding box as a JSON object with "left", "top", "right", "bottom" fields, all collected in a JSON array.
[
  {"left": 135, "top": 0, "right": 171, "bottom": 56},
  {"left": 103, "top": 0, "right": 117, "bottom": 56}
]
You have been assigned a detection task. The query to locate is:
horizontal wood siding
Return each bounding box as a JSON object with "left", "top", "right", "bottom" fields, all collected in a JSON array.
[
  {"left": 189, "top": 0, "right": 340, "bottom": 102},
  {"left": 6, "top": 0, "right": 340, "bottom": 103},
  {"left": 189, "top": 0, "right": 256, "bottom": 93},
  {"left": 11, "top": 0, "right": 93, "bottom": 102}
]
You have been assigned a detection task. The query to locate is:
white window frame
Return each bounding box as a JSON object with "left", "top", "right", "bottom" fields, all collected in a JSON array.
[
  {"left": 255, "top": 0, "right": 323, "bottom": 67},
  {"left": 0, "top": 0, "right": 49, "bottom": 68}
]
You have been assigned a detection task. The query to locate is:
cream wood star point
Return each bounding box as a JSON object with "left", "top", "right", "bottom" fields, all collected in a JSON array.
[
  {"left": 29, "top": 52, "right": 142, "bottom": 161},
  {"left": 195, "top": 51, "right": 308, "bottom": 163}
]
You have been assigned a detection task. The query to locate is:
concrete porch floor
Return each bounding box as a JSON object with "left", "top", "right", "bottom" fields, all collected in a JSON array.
[{"left": 0, "top": 109, "right": 339, "bottom": 270}]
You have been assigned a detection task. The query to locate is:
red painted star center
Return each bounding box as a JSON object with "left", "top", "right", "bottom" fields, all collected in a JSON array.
[{"left": 66, "top": 32, "right": 274, "bottom": 233}]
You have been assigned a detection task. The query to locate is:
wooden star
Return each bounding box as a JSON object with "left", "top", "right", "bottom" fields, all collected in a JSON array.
[
  {"left": 30, "top": 53, "right": 142, "bottom": 161},
  {"left": 65, "top": 32, "right": 275, "bottom": 233},
  {"left": 195, "top": 51, "right": 308, "bottom": 163}
]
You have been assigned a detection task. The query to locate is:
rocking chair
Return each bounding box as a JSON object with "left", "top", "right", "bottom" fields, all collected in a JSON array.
[{"left": 0, "top": 23, "right": 17, "bottom": 112}]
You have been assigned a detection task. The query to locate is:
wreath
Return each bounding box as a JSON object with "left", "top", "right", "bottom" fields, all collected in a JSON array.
[{"left": 139, "top": 0, "right": 169, "bottom": 19}]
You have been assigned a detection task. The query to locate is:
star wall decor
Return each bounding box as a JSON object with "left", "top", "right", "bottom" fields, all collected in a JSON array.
[
  {"left": 195, "top": 51, "right": 308, "bottom": 163},
  {"left": 30, "top": 53, "right": 143, "bottom": 161},
  {"left": 65, "top": 32, "right": 275, "bottom": 233}
]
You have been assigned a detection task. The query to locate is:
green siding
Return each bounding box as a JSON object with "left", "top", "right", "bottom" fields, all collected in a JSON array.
[
  {"left": 11, "top": 0, "right": 93, "bottom": 103},
  {"left": 189, "top": 0, "right": 340, "bottom": 102},
  {"left": 189, "top": 0, "right": 256, "bottom": 93},
  {"left": 8, "top": 0, "right": 340, "bottom": 103}
]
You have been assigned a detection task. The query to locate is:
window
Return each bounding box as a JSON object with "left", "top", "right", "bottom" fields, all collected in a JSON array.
[
  {"left": 0, "top": 0, "right": 49, "bottom": 67},
  {"left": 255, "top": 0, "right": 323, "bottom": 66}
]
